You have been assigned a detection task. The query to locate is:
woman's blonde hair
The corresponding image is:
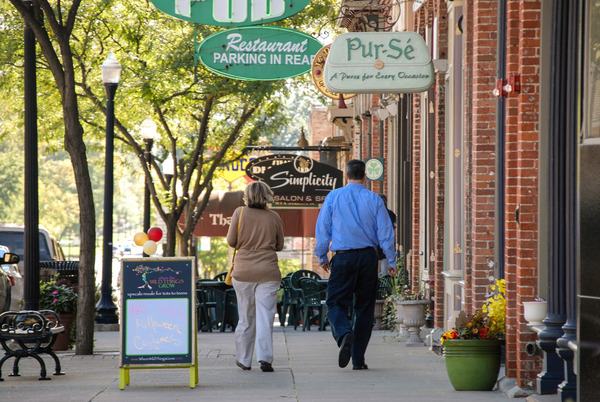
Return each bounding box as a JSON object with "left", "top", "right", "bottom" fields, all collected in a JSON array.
[{"left": 243, "top": 181, "right": 274, "bottom": 209}]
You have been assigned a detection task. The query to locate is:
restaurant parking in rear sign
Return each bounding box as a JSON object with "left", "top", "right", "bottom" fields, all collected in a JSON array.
[{"left": 197, "top": 26, "right": 323, "bottom": 80}]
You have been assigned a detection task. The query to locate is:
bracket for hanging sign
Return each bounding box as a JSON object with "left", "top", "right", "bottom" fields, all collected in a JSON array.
[{"left": 492, "top": 74, "right": 521, "bottom": 98}]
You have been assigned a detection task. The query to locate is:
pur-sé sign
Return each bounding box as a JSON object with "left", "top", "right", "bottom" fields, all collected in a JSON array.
[
  {"left": 197, "top": 26, "right": 323, "bottom": 80},
  {"left": 324, "top": 32, "right": 434, "bottom": 94},
  {"left": 151, "top": 0, "right": 311, "bottom": 26}
]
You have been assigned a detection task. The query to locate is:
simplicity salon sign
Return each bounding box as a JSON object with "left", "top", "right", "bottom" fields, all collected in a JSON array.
[{"left": 324, "top": 32, "right": 434, "bottom": 93}]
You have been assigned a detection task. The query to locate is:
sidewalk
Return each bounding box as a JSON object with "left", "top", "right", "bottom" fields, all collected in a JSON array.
[{"left": 1, "top": 327, "right": 552, "bottom": 402}]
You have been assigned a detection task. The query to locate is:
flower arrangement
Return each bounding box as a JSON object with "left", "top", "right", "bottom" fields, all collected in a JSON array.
[
  {"left": 441, "top": 278, "right": 506, "bottom": 344},
  {"left": 399, "top": 285, "right": 425, "bottom": 301},
  {"left": 39, "top": 278, "right": 78, "bottom": 315}
]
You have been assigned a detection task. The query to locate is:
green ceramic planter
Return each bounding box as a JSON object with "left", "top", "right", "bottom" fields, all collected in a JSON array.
[{"left": 443, "top": 339, "right": 503, "bottom": 391}]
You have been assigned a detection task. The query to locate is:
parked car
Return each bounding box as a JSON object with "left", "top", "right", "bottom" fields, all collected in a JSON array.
[
  {"left": 0, "top": 247, "right": 19, "bottom": 313},
  {"left": 0, "top": 224, "right": 67, "bottom": 310}
]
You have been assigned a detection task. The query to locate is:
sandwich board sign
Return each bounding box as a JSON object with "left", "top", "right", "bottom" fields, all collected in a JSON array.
[
  {"left": 150, "top": 0, "right": 311, "bottom": 26},
  {"left": 119, "top": 257, "right": 197, "bottom": 389}
]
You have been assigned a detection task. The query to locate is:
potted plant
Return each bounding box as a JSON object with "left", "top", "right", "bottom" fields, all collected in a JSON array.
[
  {"left": 39, "top": 278, "right": 77, "bottom": 350},
  {"left": 440, "top": 278, "right": 506, "bottom": 391},
  {"left": 398, "top": 285, "right": 428, "bottom": 346},
  {"left": 381, "top": 274, "right": 407, "bottom": 337},
  {"left": 523, "top": 298, "right": 547, "bottom": 328}
]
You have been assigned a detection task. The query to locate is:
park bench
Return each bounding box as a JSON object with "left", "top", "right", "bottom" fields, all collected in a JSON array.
[{"left": 0, "top": 310, "right": 65, "bottom": 381}]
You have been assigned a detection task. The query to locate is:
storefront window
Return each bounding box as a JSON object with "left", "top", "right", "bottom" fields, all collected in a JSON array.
[{"left": 585, "top": 0, "right": 600, "bottom": 139}]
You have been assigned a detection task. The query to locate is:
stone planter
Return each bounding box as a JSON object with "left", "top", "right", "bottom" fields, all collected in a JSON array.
[
  {"left": 523, "top": 301, "right": 547, "bottom": 327},
  {"left": 373, "top": 299, "right": 384, "bottom": 330},
  {"left": 393, "top": 300, "right": 409, "bottom": 340},
  {"left": 399, "top": 300, "right": 429, "bottom": 346}
]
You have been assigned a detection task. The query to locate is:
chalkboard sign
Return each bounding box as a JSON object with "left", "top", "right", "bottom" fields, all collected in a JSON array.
[{"left": 120, "top": 258, "right": 196, "bottom": 367}]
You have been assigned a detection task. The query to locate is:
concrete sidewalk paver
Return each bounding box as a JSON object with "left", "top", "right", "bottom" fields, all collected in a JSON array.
[{"left": 0, "top": 327, "right": 516, "bottom": 401}]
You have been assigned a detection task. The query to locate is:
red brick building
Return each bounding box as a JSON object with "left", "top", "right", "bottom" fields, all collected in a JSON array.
[{"left": 324, "top": 0, "right": 592, "bottom": 398}]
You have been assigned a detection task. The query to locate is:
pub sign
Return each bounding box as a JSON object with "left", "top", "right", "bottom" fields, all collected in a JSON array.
[{"left": 151, "top": 0, "right": 311, "bottom": 26}]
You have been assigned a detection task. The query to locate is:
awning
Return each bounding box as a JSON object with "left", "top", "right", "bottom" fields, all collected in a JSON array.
[{"left": 182, "top": 191, "right": 320, "bottom": 238}]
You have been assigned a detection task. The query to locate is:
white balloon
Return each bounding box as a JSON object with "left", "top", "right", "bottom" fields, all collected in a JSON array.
[{"left": 143, "top": 240, "right": 157, "bottom": 255}]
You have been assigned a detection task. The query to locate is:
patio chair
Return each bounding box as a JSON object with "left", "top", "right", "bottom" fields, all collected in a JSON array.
[
  {"left": 213, "top": 272, "right": 228, "bottom": 282},
  {"left": 196, "top": 287, "right": 218, "bottom": 332},
  {"left": 220, "top": 288, "right": 238, "bottom": 332},
  {"left": 290, "top": 269, "right": 321, "bottom": 289},
  {"left": 280, "top": 275, "right": 300, "bottom": 328},
  {"left": 297, "top": 277, "right": 328, "bottom": 331}
]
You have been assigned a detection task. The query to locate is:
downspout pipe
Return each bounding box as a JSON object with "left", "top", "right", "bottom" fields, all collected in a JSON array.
[{"left": 495, "top": 0, "right": 507, "bottom": 280}]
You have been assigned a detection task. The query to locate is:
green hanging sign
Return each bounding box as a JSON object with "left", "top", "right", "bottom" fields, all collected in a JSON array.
[
  {"left": 197, "top": 27, "right": 323, "bottom": 81},
  {"left": 150, "top": 0, "right": 311, "bottom": 27}
]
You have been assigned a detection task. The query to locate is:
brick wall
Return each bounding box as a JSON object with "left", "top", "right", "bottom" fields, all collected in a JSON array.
[
  {"left": 411, "top": 8, "right": 427, "bottom": 290},
  {"left": 504, "top": 0, "right": 541, "bottom": 387},
  {"left": 464, "top": 0, "right": 497, "bottom": 314}
]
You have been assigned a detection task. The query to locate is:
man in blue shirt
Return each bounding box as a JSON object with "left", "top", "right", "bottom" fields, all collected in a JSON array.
[{"left": 314, "top": 159, "right": 397, "bottom": 370}]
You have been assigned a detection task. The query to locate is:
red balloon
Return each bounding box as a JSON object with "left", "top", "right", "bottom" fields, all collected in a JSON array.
[{"left": 147, "top": 227, "right": 163, "bottom": 242}]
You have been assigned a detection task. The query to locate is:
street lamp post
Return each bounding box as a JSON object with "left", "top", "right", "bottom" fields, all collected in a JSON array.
[
  {"left": 163, "top": 154, "right": 175, "bottom": 187},
  {"left": 140, "top": 117, "right": 157, "bottom": 256},
  {"left": 96, "top": 51, "right": 121, "bottom": 324},
  {"left": 23, "top": 0, "right": 40, "bottom": 311}
]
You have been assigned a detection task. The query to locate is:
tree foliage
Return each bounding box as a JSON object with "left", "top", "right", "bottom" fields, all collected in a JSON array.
[{"left": 2, "top": 0, "right": 339, "bottom": 353}]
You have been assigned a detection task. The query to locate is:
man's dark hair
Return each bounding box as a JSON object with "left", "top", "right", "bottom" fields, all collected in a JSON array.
[{"left": 347, "top": 159, "right": 366, "bottom": 180}]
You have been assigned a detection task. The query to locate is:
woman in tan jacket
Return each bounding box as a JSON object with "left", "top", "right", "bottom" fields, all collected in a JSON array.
[{"left": 227, "top": 181, "right": 284, "bottom": 372}]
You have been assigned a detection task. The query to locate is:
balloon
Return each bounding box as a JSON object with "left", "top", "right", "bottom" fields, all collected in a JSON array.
[
  {"left": 133, "top": 232, "right": 149, "bottom": 246},
  {"left": 143, "top": 240, "right": 158, "bottom": 256},
  {"left": 147, "top": 226, "right": 163, "bottom": 242}
]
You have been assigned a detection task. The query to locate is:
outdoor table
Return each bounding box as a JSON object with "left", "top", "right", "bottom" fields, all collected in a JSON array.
[
  {"left": 316, "top": 279, "right": 328, "bottom": 300},
  {"left": 196, "top": 280, "right": 236, "bottom": 332}
]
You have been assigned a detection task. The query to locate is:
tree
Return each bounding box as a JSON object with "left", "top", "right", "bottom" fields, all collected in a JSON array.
[
  {"left": 4, "top": 0, "right": 339, "bottom": 355},
  {"left": 7, "top": 0, "right": 97, "bottom": 355},
  {"left": 73, "top": 1, "right": 338, "bottom": 258}
]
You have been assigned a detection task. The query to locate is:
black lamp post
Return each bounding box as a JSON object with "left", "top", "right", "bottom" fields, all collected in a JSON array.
[
  {"left": 140, "top": 117, "right": 157, "bottom": 256},
  {"left": 96, "top": 51, "right": 121, "bottom": 324},
  {"left": 23, "top": 0, "right": 40, "bottom": 311}
]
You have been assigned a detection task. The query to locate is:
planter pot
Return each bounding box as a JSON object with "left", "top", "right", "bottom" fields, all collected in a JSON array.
[
  {"left": 53, "top": 313, "right": 75, "bottom": 351},
  {"left": 399, "top": 300, "right": 428, "bottom": 346},
  {"left": 393, "top": 300, "right": 409, "bottom": 340},
  {"left": 373, "top": 300, "right": 385, "bottom": 330},
  {"left": 523, "top": 301, "right": 547, "bottom": 327},
  {"left": 443, "top": 339, "right": 503, "bottom": 391}
]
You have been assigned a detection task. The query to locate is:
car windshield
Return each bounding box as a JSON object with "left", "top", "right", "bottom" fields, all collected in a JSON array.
[{"left": 0, "top": 231, "right": 53, "bottom": 260}]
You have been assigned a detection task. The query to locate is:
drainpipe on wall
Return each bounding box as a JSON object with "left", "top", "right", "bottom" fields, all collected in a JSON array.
[{"left": 495, "top": 0, "right": 507, "bottom": 280}]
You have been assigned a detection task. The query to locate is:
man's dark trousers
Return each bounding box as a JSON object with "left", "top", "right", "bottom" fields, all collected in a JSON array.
[{"left": 326, "top": 247, "right": 379, "bottom": 366}]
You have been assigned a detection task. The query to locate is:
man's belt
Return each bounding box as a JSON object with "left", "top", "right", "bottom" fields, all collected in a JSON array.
[{"left": 335, "top": 247, "right": 374, "bottom": 254}]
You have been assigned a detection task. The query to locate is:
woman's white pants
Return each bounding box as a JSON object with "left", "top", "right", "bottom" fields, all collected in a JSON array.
[{"left": 232, "top": 279, "right": 279, "bottom": 367}]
